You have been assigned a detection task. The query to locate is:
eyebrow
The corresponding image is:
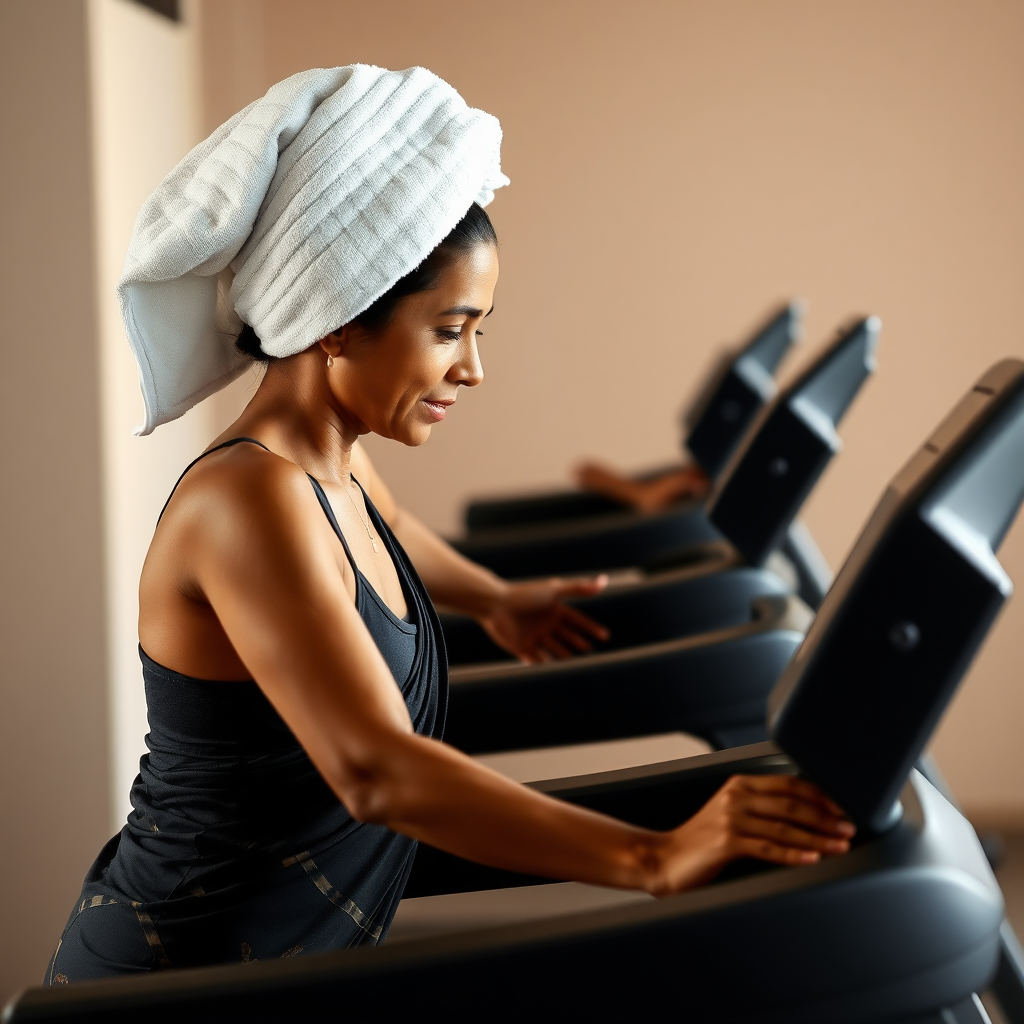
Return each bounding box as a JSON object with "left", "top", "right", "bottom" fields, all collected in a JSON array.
[{"left": 438, "top": 305, "right": 495, "bottom": 318}]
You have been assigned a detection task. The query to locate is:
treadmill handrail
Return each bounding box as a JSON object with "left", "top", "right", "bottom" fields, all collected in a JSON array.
[{"left": 449, "top": 594, "right": 812, "bottom": 686}]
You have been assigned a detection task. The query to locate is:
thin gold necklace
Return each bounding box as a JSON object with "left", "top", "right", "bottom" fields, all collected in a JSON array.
[{"left": 344, "top": 480, "right": 380, "bottom": 554}]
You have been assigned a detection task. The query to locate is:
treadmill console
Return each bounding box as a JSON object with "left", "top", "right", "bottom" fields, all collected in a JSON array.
[
  {"left": 685, "top": 301, "right": 802, "bottom": 480},
  {"left": 706, "top": 316, "right": 880, "bottom": 567},
  {"left": 769, "top": 359, "right": 1024, "bottom": 832}
]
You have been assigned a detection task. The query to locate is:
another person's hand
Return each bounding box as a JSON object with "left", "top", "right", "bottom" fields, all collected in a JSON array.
[
  {"left": 574, "top": 460, "right": 634, "bottom": 498},
  {"left": 476, "top": 576, "right": 611, "bottom": 663},
  {"left": 651, "top": 774, "right": 855, "bottom": 894},
  {"left": 574, "top": 460, "right": 710, "bottom": 513}
]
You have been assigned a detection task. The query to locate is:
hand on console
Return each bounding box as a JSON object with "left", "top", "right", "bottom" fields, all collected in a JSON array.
[
  {"left": 649, "top": 774, "right": 855, "bottom": 894},
  {"left": 476, "top": 576, "right": 611, "bottom": 663},
  {"left": 573, "top": 460, "right": 710, "bottom": 512}
]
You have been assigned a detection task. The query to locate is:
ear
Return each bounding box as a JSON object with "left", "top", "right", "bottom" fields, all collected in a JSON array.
[{"left": 316, "top": 324, "right": 355, "bottom": 360}]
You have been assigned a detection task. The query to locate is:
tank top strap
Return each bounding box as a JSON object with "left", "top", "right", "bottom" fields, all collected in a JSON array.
[
  {"left": 305, "top": 475, "right": 359, "bottom": 576},
  {"left": 157, "top": 437, "right": 270, "bottom": 523}
]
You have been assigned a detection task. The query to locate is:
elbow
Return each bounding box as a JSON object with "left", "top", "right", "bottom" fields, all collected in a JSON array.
[
  {"left": 317, "top": 726, "right": 425, "bottom": 827},
  {"left": 328, "top": 750, "right": 408, "bottom": 826},
  {"left": 337, "top": 773, "right": 395, "bottom": 825}
]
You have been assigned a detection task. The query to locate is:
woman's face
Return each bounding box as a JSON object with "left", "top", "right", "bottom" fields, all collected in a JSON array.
[{"left": 327, "top": 243, "right": 499, "bottom": 446}]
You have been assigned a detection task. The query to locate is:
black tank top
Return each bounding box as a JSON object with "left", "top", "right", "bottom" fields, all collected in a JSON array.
[{"left": 96, "top": 438, "right": 447, "bottom": 949}]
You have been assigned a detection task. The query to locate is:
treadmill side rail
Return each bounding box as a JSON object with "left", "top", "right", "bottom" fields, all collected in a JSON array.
[
  {"left": 444, "top": 599, "right": 807, "bottom": 755},
  {"left": 6, "top": 773, "right": 1001, "bottom": 1024}
]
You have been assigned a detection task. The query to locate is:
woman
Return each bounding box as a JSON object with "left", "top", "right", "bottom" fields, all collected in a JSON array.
[{"left": 48, "top": 66, "right": 853, "bottom": 983}]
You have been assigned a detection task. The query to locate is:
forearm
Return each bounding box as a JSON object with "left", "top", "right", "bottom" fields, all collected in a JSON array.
[
  {"left": 577, "top": 463, "right": 707, "bottom": 511},
  {"left": 390, "top": 506, "right": 509, "bottom": 617},
  {"left": 580, "top": 466, "right": 648, "bottom": 505},
  {"left": 344, "top": 731, "right": 664, "bottom": 893},
  {"left": 641, "top": 468, "right": 707, "bottom": 505}
]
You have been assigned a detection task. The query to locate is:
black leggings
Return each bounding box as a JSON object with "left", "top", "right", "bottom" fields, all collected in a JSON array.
[{"left": 46, "top": 834, "right": 404, "bottom": 984}]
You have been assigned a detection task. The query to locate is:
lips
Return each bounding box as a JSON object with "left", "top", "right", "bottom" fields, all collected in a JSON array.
[{"left": 423, "top": 398, "right": 455, "bottom": 421}]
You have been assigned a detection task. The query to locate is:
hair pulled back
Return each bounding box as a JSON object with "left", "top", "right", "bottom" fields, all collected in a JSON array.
[{"left": 236, "top": 202, "right": 497, "bottom": 361}]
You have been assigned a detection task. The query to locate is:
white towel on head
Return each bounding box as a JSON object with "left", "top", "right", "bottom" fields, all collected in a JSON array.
[{"left": 119, "top": 64, "right": 508, "bottom": 435}]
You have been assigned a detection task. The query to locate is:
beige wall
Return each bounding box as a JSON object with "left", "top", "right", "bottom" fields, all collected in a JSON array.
[
  {"left": 0, "top": 0, "right": 236, "bottom": 1002},
  {"left": 199, "top": 0, "right": 1024, "bottom": 815},
  {"left": 88, "top": 0, "right": 220, "bottom": 830},
  {"left": 0, "top": 0, "right": 110, "bottom": 1001}
]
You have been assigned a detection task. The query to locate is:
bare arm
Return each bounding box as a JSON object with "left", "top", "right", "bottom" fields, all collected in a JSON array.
[
  {"left": 574, "top": 461, "right": 711, "bottom": 512},
  {"left": 351, "top": 443, "right": 610, "bottom": 662},
  {"left": 179, "top": 450, "right": 853, "bottom": 895}
]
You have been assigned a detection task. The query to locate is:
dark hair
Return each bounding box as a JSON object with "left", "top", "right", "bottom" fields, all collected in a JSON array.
[{"left": 236, "top": 202, "right": 497, "bottom": 361}]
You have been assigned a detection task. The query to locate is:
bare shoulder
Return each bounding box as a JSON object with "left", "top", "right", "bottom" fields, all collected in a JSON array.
[
  {"left": 152, "top": 442, "right": 330, "bottom": 568},
  {"left": 164, "top": 442, "right": 307, "bottom": 521}
]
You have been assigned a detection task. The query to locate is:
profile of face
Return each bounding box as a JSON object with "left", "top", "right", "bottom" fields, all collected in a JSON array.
[{"left": 320, "top": 243, "right": 499, "bottom": 446}]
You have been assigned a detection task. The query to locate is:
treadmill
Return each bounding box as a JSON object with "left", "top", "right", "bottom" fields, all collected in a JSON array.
[
  {"left": 441, "top": 316, "right": 878, "bottom": 674},
  {"left": 464, "top": 300, "right": 803, "bottom": 533},
  {"left": 449, "top": 317, "right": 877, "bottom": 584},
  {"left": 12, "top": 359, "right": 1024, "bottom": 1024}
]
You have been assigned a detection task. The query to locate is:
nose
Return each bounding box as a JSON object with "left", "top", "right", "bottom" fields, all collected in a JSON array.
[{"left": 450, "top": 336, "right": 484, "bottom": 388}]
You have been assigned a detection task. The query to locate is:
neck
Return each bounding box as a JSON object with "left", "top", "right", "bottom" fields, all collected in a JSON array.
[{"left": 218, "top": 347, "right": 360, "bottom": 485}]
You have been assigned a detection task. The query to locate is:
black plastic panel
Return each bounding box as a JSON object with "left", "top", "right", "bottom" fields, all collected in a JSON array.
[
  {"left": 707, "top": 316, "right": 879, "bottom": 565},
  {"left": 445, "top": 626, "right": 802, "bottom": 754},
  {"left": 770, "top": 360, "right": 1024, "bottom": 833},
  {"left": 686, "top": 365, "right": 770, "bottom": 479},
  {"left": 709, "top": 405, "right": 837, "bottom": 565},
  {"left": 771, "top": 516, "right": 1004, "bottom": 831},
  {"left": 686, "top": 302, "right": 802, "bottom": 477}
]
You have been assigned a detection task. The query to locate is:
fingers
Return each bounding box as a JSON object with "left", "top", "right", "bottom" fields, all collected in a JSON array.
[
  {"left": 661, "top": 774, "right": 854, "bottom": 891},
  {"left": 537, "top": 616, "right": 607, "bottom": 657},
  {"left": 552, "top": 624, "right": 594, "bottom": 654},
  {"left": 551, "top": 575, "right": 610, "bottom": 601},
  {"left": 557, "top": 602, "right": 610, "bottom": 641},
  {"left": 539, "top": 635, "right": 574, "bottom": 660},
  {"left": 527, "top": 624, "right": 597, "bottom": 662},
  {"left": 735, "top": 812, "right": 852, "bottom": 855},
  {"left": 492, "top": 578, "right": 610, "bottom": 662},
  {"left": 737, "top": 774, "right": 848, "bottom": 818},
  {"left": 741, "top": 794, "right": 854, "bottom": 840},
  {"left": 718, "top": 775, "right": 854, "bottom": 860},
  {"left": 731, "top": 836, "right": 822, "bottom": 867},
  {"left": 573, "top": 461, "right": 614, "bottom": 488},
  {"left": 503, "top": 626, "right": 588, "bottom": 664}
]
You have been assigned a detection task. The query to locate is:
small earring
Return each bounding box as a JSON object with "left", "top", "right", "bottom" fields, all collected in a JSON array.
[{"left": 326, "top": 354, "right": 334, "bottom": 368}]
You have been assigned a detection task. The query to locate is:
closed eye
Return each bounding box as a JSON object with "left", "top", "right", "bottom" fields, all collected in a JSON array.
[{"left": 435, "top": 328, "right": 462, "bottom": 342}]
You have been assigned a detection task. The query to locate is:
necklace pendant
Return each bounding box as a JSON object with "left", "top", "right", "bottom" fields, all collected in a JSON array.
[{"left": 372, "top": 539, "right": 380, "bottom": 553}]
